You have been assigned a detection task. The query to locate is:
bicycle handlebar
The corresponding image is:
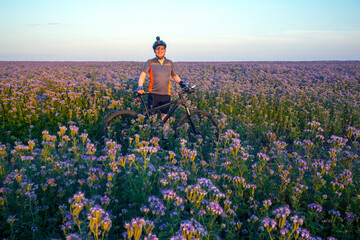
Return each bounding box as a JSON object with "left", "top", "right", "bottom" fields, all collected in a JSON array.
[
  {"left": 133, "top": 90, "right": 150, "bottom": 96},
  {"left": 183, "top": 85, "right": 196, "bottom": 93},
  {"left": 133, "top": 85, "right": 196, "bottom": 97}
]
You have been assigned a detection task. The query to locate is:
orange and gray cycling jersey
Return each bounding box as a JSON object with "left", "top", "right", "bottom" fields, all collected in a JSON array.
[{"left": 142, "top": 57, "right": 177, "bottom": 95}]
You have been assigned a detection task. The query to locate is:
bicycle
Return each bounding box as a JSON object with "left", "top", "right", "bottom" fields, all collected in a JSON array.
[{"left": 104, "top": 85, "right": 219, "bottom": 151}]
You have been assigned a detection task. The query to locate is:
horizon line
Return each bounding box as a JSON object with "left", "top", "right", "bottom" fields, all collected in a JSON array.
[{"left": 1, "top": 60, "right": 360, "bottom": 63}]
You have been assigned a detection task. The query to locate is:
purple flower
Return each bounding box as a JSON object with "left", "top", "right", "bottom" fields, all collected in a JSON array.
[
  {"left": 7, "top": 215, "right": 17, "bottom": 224},
  {"left": 162, "top": 189, "right": 177, "bottom": 200},
  {"left": 280, "top": 227, "right": 289, "bottom": 235},
  {"left": 262, "top": 217, "right": 277, "bottom": 230},
  {"left": 148, "top": 196, "right": 166, "bottom": 216},
  {"left": 206, "top": 201, "right": 224, "bottom": 215},
  {"left": 179, "top": 218, "right": 207, "bottom": 238},
  {"left": 308, "top": 203, "right": 323, "bottom": 213},
  {"left": 273, "top": 205, "right": 291, "bottom": 218},
  {"left": 329, "top": 210, "right": 341, "bottom": 217},
  {"left": 296, "top": 227, "right": 311, "bottom": 239},
  {"left": 263, "top": 199, "right": 272, "bottom": 208},
  {"left": 290, "top": 215, "right": 304, "bottom": 226}
]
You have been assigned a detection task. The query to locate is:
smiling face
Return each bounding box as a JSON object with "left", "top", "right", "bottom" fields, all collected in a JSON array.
[{"left": 154, "top": 45, "right": 166, "bottom": 59}]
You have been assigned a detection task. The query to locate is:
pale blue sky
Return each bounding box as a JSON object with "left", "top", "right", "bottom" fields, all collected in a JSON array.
[{"left": 0, "top": 0, "right": 359, "bottom": 61}]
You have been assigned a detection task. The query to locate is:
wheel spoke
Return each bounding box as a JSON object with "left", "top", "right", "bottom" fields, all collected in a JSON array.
[
  {"left": 104, "top": 110, "right": 138, "bottom": 153},
  {"left": 176, "top": 110, "right": 219, "bottom": 146}
]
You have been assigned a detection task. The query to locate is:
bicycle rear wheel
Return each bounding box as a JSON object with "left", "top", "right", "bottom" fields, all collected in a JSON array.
[
  {"left": 176, "top": 110, "right": 219, "bottom": 145},
  {"left": 104, "top": 110, "right": 138, "bottom": 147}
]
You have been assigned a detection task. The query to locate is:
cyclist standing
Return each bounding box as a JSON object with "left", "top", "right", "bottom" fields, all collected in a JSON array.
[{"left": 137, "top": 36, "right": 188, "bottom": 137}]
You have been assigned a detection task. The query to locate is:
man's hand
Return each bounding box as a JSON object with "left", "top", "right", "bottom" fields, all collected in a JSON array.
[{"left": 137, "top": 86, "right": 145, "bottom": 94}]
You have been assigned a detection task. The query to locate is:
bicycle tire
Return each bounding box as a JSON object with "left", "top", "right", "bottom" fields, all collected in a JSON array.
[
  {"left": 175, "top": 110, "right": 220, "bottom": 143},
  {"left": 104, "top": 110, "right": 138, "bottom": 145}
]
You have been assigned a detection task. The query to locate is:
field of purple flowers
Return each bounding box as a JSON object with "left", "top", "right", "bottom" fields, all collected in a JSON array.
[{"left": 0, "top": 61, "right": 360, "bottom": 239}]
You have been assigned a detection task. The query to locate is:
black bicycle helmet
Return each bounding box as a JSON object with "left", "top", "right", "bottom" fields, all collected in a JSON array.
[{"left": 152, "top": 36, "right": 167, "bottom": 50}]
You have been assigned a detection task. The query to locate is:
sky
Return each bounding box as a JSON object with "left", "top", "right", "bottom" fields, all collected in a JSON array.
[{"left": 0, "top": 0, "right": 359, "bottom": 61}]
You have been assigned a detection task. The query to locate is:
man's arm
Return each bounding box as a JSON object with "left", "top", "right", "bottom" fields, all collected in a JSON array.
[
  {"left": 173, "top": 75, "right": 182, "bottom": 84},
  {"left": 173, "top": 75, "right": 189, "bottom": 88},
  {"left": 137, "top": 71, "right": 147, "bottom": 94}
]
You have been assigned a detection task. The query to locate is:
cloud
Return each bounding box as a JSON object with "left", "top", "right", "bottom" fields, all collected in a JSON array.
[{"left": 24, "top": 23, "right": 61, "bottom": 27}]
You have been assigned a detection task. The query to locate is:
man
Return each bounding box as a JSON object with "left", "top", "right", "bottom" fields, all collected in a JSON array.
[{"left": 137, "top": 36, "right": 188, "bottom": 137}]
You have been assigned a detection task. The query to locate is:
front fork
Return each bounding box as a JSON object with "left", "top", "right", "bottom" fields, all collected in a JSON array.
[
  {"left": 182, "top": 102, "right": 199, "bottom": 135},
  {"left": 138, "top": 94, "right": 150, "bottom": 117}
]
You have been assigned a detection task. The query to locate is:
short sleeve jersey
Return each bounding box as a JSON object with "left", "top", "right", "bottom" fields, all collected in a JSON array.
[{"left": 142, "top": 57, "right": 177, "bottom": 95}]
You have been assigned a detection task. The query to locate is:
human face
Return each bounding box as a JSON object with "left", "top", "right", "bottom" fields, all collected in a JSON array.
[{"left": 155, "top": 45, "right": 166, "bottom": 59}]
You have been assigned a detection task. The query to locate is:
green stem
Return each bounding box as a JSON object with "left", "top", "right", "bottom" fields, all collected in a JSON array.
[{"left": 267, "top": 230, "right": 274, "bottom": 240}]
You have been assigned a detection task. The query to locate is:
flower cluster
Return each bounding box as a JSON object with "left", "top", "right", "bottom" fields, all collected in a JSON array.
[
  {"left": 88, "top": 205, "right": 112, "bottom": 239},
  {"left": 172, "top": 218, "right": 207, "bottom": 240}
]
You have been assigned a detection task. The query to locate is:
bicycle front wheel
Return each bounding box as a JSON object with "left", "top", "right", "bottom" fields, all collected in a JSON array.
[
  {"left": 104, "top": 110, "right": 138, "bottom": 146},
  {"left": 176, "top": 110, "right": 219, "bottom": 144}
]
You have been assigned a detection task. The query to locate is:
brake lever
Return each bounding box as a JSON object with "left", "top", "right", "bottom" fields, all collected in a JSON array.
[{"left": 182, "top": 85, "right": 196, "bottom": 93}]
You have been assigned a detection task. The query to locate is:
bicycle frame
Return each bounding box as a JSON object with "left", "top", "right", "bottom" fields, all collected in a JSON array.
[{"left": 136, "top": 89, "right": 197, "bottom": 132}]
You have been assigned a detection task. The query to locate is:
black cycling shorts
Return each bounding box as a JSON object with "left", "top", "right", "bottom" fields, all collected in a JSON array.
[{"left": 148, "top": 93, "right": 171, "bottom": 114}]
